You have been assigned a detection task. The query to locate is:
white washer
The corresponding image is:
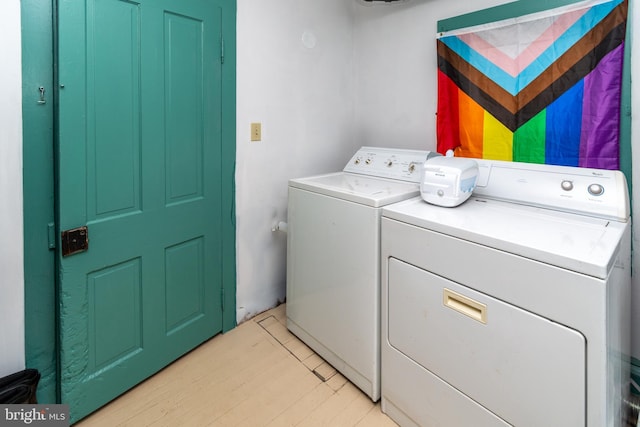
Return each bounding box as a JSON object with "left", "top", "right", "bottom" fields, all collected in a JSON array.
[
  {"left": 381, "top": 160, "right": 631, "bottom": 427},
  {"left": 286, "top": 146, "right": 438, "bottom": 401}
]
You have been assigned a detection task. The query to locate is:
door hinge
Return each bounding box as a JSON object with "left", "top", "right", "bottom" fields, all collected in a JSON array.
[
  {"left": 47, "top": 222, "right": 56, "bottom": 249},
  {"left": 220, "top": 36, "right": 225, "bottom": 64},
  {"left": 221, "top": 288, "right": 225, "bottom": 311}
]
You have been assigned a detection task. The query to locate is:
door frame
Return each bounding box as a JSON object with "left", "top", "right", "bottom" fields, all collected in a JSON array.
[
  {"left": 21, "top": 0, "right": 58, "bottom": 404},
  {"left": 217, "top": 0, "right": 237, "bottom": 334},
  {"left": 22, "top": 0, "right": 237, "bottom": 403}
]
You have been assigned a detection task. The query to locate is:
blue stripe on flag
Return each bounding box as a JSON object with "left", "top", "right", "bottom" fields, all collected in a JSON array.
[{"left": 545, "top": 80, "right": 584, "bottom": 166}]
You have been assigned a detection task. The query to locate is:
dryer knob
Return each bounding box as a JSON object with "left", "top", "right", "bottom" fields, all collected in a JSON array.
[
  {"left": 588, "top": 183, "right": 604, "bottom": 196},
  {"left": 561, "top": 180, "right": 573, "bottom": 191}
]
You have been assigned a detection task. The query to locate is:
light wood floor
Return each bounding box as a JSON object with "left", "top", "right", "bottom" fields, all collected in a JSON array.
[{"left": 75, "top": 304, "right": 398, "bottom": 427}]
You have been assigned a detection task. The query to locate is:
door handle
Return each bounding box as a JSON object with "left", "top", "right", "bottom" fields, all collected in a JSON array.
[
  {"left": 37, "top": 86, "right": 46, "bottom": 104},
  {"left": 61, "top": 226, "right": 89, "bottom": 257},
  {"left": 443, "top": 288, "right": 487, "bottom": 324}
]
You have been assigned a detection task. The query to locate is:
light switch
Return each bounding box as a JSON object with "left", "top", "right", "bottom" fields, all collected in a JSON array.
[{"left": 251, "top": 123, "right": 261, "bottom": 142}]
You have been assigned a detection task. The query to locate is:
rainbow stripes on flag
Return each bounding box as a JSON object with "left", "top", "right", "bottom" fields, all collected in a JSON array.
[{"left": 436, "top": 0, "right": 627, "bottom": 169}]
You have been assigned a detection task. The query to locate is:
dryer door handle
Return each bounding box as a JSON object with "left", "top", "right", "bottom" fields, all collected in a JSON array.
[{"left": 443, "top": 289, "right": 487, "bottom": 324}]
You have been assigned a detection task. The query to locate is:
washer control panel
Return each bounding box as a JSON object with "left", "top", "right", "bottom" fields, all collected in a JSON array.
[
  {"left": 473, "top": 159, "right": 629, "bottom": 221},
  {"left": 343, "top": 146, "right": 440, "bottom": 183}
]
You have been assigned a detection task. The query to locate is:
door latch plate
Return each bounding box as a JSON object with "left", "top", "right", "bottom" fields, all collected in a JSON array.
[{"left": 61, "top": 226, "right": 89, "bottom": 257}]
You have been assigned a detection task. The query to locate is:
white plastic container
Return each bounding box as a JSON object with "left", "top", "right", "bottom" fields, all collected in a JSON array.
[{"left": 420, "top": 156, "right": 479, "bottom": 207}]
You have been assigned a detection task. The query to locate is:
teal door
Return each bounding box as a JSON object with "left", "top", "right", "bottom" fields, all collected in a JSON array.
[{"left": 57, "top": 0, "right": 235, "bottom": 421}]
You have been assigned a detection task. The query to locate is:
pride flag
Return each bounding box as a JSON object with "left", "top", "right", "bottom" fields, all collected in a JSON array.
[{"left": 436, "top": 0, "right": 627, "bottom": 169}]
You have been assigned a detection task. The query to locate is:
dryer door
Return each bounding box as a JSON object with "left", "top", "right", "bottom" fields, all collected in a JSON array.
[{"left": 387, "top": 258, "right": 586, "bottom": 427}]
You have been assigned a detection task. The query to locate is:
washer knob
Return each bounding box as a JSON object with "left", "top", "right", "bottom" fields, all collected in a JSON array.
[
  {"left": 561, "top": 180, "right": 573, "bottom": 191},
  {"left": 588, "top": 183, "right": 604, "bottom": 196}
]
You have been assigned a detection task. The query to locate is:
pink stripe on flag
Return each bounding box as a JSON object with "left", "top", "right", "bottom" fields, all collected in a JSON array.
[{"left": 458, "top": 8, "right": 588, "bottom": 77}]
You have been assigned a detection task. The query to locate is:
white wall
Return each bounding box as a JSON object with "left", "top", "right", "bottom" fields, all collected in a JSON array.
[
  {"left": 0, "top": 0, "right": 25, "bottom": 376},
  {"left": 352, "top": 0, "right": 512, "bottom": 152},
  {"left": 235, "top": 0, "right": 359, "bottom": 322}
]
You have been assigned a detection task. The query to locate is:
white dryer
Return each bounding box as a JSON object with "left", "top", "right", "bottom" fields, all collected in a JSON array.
[
  {"left": 287, "top": 146, "right": 438, "bottom": 401},
  {"left": 381, "top": 160, "right": 631, "bottom": 426}
]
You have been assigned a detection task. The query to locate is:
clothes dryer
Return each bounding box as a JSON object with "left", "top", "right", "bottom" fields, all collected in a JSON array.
[
  {"left": 381, "top": 159, "right": 631, "bottom": 426},
  {"left": 287, "top": 147, "right": 438, "bottom": 401}
]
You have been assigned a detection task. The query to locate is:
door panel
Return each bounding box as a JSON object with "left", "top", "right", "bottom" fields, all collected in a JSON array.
[
  {"left": 88, "top": 260, "right": 143, "bottom": 371},
  {"left": 164, "top": 12, "right": 205, "bottom": 204},
  {"left": 90, "top": 0, "right": 141, "bottom": 217},
  {"left": 165, "top": 238, "right": 205, "bottom": 333},
  {"left": 58, "top": 0, "right": 228, "bottom": 421}
]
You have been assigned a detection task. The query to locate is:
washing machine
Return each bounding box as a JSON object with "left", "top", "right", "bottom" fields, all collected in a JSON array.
[
  {"left": 380, "top": 159, "right": 631, "bottom": 426},
  {"left": 286, "top": 146, "right": 438, "bottom": 401}
]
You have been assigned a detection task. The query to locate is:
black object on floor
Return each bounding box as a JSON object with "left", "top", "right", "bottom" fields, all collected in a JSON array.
[{"left": 0, "top": 369, "right": 41, "bottom": 404}]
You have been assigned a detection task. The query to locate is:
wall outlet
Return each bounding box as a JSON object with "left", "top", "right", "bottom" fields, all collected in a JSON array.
[{"left": 251, "top": 122, "right": 261, "bottom": 141}]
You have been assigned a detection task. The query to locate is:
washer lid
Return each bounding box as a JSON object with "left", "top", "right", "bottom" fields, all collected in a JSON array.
[
  {"left": 289, "top": 172, "right": 421, "bottom": 207},
  {"left": 382, "top": 197, "right": 628, "bottom": 278}
]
